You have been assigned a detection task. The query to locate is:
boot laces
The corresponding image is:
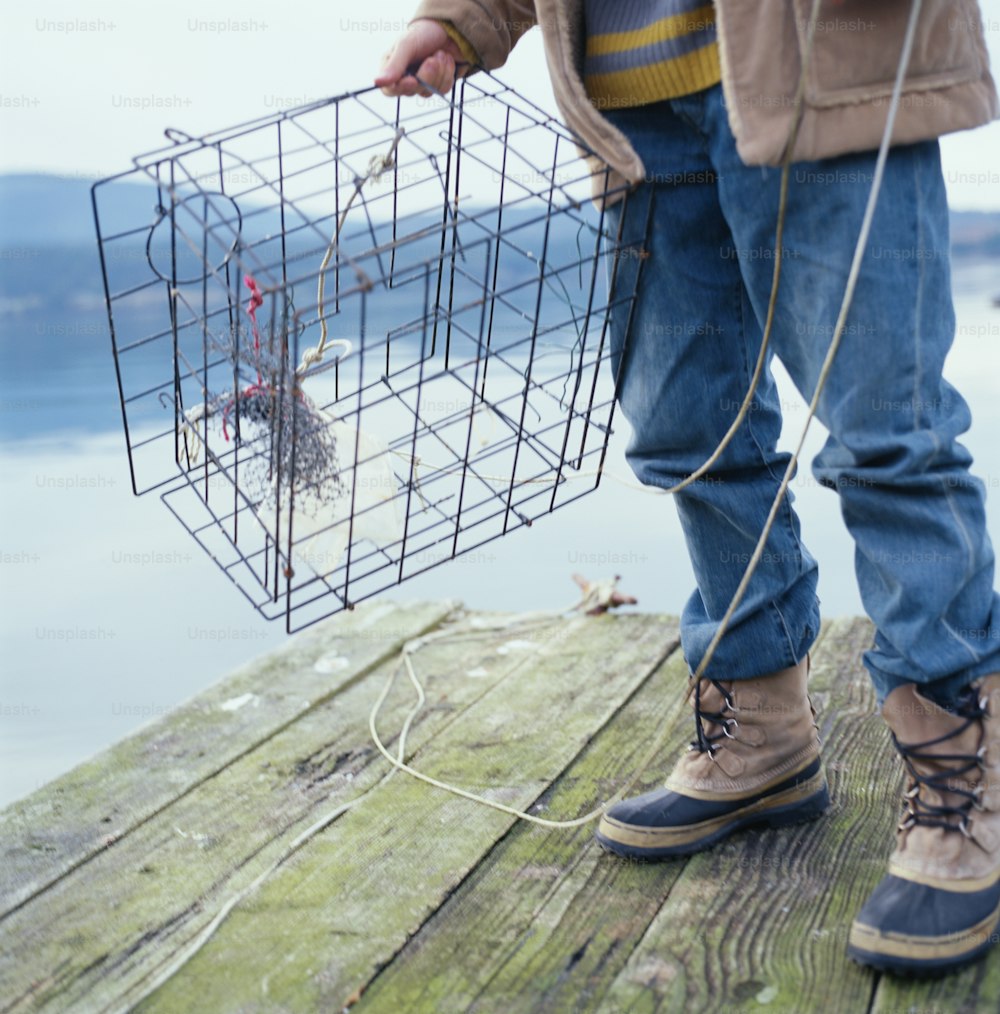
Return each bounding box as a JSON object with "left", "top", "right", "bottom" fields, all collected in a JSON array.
[
  {"left": 895, "top": 686, "right": 988, "bottom": 836},
  {"left": 691, "top": 676, "right": 737, "bottom": 757}
]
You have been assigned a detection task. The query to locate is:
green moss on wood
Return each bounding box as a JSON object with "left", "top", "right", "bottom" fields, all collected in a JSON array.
[
  {"left": 0, "top": 599, "right": 457, "bottom": 917},
  {"left": 135, "top": 613, "right": 675, "bottom": 1013},
  {"left": 8, "top": 604, "right": 1000, "bottom": 1014}
]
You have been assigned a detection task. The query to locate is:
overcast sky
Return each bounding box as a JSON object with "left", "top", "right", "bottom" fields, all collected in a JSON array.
[{"left": 2, "top": 1, "right": 998, "bottom": 208}]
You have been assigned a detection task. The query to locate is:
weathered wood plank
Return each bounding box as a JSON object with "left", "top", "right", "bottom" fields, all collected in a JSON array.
[
  {"left": 9, "top": 602, "right": 995, "bottom": 1014},
  {"left": 0, "top": 608, "right": 558, "bottom": 1013},
  {"left": 871, "top": 961, "right": 1000, "bottom": 1014},
  {"left": 0, "top": 599, "right": 456, "bottom": 917},
  {"left": 351, "top": 615, "right": 694, "bottom": 1014},
  {"left": 596, "top": 616, "right": 886, "bottom": 1014},
  {"left": 0, "top": 611, "right": 674, "bottom": 1014},
  {"left": 132, "top": 612, "right": 677, "bottom": 1014},
  {"left": 489, "top": 633, "right": 859, "bottom": 1014}
]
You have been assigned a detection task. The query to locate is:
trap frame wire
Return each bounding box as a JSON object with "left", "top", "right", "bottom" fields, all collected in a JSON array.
[{"left": 92, "top": 72, "right": 650, "bottom": 632}]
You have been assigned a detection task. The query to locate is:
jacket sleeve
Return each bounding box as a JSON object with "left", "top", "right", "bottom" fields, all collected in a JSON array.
[{"left": 411, "top": 0, "right": 538, "bottom": 71}]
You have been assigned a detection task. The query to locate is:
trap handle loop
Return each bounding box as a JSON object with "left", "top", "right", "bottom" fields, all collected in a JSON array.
[
  {"left": 404, "top": 58, "right": 475, "bottom": 79},
  {"left": 163, "top": 127, "right": 195, "bottom": 145}
]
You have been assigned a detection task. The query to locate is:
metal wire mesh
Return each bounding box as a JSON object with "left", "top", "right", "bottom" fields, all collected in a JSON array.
[{"left": 92, "top": 73, "right": 648, "bottom": 631}]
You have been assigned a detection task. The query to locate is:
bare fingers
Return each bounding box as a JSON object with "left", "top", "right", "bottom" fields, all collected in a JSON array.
[{"left": 377, "top": 49, "right": 456, "bottom": 98}]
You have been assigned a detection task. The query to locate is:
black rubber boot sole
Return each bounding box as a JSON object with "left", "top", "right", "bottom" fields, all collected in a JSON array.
[
  {"left": 848, "top": 879, "right": 1000, "bottom": 977},
  {"left": 594, "top": 769, "right": 830, "bottom": 861}
]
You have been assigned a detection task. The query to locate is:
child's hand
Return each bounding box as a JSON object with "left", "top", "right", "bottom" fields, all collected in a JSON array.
[{"left": 375, "top": 20, "right": 463, "bottom": 97}]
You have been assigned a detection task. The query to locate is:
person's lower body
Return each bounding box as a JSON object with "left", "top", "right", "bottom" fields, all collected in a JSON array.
[{"left": 593, "top": 84, "right": 1000, "bottom": 975}]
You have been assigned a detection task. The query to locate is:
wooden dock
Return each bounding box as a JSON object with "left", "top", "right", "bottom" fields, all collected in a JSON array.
[{"left": 2, "top": 600, "right": 998, "bottom": 1013}]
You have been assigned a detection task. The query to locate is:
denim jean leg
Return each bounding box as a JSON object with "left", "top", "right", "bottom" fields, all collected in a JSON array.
[
  {"left": 692, "top": 85, "right": 1000, "bottom": 703},
  {"left": 604, "top": 102, "right": 821, "bottom": 681}
]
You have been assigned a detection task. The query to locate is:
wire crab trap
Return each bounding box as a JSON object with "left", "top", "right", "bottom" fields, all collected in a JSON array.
[{"left": 92, "top": 73, "right": 648, "bottom": 631}]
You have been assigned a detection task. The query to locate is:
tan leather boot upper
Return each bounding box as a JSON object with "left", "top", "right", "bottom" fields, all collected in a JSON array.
[
  {"left": 884, "top": 674, "right": 1000, "bottom": 887},
  {"left": 664, "top": 657, "right": 821, "bottom": 800}
]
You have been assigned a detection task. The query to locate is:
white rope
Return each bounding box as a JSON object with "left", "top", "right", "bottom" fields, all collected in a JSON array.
[
  {"left": 363, "top": 0, "right": 928, "bottom": 832},
  {"left": 177, "top": 403, "right": 208, "bottom": 466},
  {"left": 367, "top": 608, "right": 679, "bottom": 830}
]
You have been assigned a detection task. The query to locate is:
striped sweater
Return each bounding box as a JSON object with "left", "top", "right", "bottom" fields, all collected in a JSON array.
[{"left": 583, "top": 0, "right": 721, "bottom": 109}]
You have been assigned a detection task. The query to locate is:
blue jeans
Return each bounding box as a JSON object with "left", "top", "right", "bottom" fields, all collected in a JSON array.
[{"left": 604, "top": 85, "right": 1000, "bottom": 704}]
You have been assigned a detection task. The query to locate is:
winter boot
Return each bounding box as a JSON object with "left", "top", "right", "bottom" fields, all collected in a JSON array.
[
  {"left": 848, "top": 675, "right": 1000, "bottom": 975},
  {"left": 595, "top": 656, "right": 829, "bottom": 859}
]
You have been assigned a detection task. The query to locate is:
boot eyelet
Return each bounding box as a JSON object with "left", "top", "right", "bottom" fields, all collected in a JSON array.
[
  {"left": 972, "top": 784, "right": 986, "bottom": 810},
  {"left": 722, "top": 718, "right": 739, "bottom": 738},
  {"left": 960, "top": 816, "right": 973, "bottom": 838}
]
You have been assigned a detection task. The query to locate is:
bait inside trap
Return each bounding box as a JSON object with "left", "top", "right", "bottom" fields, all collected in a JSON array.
[{"left": 92, "top": 74, "right": 646, "bottom": 631}]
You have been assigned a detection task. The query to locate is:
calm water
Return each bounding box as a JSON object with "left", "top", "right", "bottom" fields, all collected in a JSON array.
[{"left": 1, "top": 260, "right": 998, "bottom": 806}]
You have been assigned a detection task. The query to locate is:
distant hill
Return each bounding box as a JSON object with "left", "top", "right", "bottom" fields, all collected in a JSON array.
[
  {"left": 0, "top": 174, "right": 163, "bottom": 247},
  {"left": 3, "top": 173, "right": 1000, "bottom": 258},
  {"left": 950, "top": 210, "right": 1000, "bottom": 260},
  {"left": 1, "top": 173, "right": 996, "bottom": 443}
]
